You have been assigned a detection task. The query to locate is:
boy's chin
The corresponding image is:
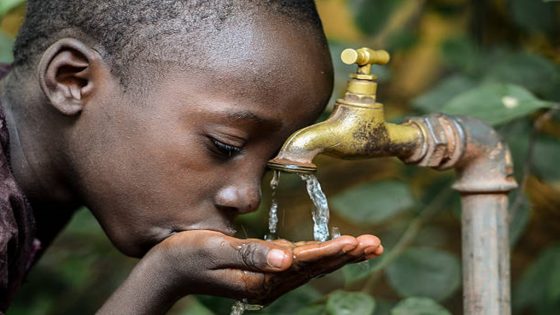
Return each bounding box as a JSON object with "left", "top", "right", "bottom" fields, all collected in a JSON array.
[
  {"left": 108, "top": 223, "right": 239, "bottom": 258},
  {"left": 106, "top": 227, "right": 173, "bottom": 258}
]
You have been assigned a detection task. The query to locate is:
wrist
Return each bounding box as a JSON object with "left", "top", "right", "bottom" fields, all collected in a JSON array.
[
  {"left": 99, "top": 247, "right": 184, "bottom": 315},
  {"left": 135, "top": 247, "right": 186, "bottom": 305}
]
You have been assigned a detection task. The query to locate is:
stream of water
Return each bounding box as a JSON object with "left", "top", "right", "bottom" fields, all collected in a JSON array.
[
  {"left": 230, "top": 173, "right": 332, "bottom": 315},
  {"left": 300, "top": 174, "right": 330, "bottom": 242},
  {"left": 266, "top": 171, "right": 280, "bottom": 240}
]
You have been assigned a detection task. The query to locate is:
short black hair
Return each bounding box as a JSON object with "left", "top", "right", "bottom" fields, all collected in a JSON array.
[{"left": 14, "top": 0, "right": 325, "bottom": 80}]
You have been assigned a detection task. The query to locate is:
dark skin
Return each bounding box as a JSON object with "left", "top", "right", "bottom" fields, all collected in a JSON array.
[{"left": 0, "top": 13, "right": 383, "bottom": 314}]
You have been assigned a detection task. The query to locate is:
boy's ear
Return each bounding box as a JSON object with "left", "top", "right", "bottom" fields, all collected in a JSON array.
[{"left": 38, "top": 38, "right": 107, "bottom": 116}]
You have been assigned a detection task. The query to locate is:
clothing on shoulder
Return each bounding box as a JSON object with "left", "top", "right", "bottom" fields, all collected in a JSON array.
[{"left": 0, "top": 64, "right": 40, "bottom": 312}]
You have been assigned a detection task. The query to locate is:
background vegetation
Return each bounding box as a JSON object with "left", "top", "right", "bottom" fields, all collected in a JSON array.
[{"left": 1, "top": 0, "right": 559, "bottom": 314}]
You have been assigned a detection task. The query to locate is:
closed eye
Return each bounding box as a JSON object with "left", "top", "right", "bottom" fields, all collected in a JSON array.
[{"left": 210, "top": 137, "right": 242, "bottom": 159}]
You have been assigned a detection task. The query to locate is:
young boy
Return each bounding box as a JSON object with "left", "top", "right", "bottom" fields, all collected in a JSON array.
[{"left": 0, "top": 1, "right": 383, "bottom": 313}]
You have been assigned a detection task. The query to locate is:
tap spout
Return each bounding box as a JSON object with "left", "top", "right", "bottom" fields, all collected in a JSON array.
[
  {"left": 267, "top": 101, "right": 423, "bottom": 173},
  {"left": 268, "top": 48, "right": 423, "bottom": 174}
]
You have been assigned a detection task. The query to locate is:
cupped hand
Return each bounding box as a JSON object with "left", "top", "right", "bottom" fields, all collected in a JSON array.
[{"left": 148, "top": 230, "right": 383, "bottom": 305}]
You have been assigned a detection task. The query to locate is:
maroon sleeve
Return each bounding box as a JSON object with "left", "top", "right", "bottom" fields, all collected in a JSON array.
[{"left": 0, "top": 64, "right": 39, "bottom": 311}]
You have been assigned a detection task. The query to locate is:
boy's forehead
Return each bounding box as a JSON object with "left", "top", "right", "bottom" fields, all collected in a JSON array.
[
  {"left": 211, "top": 15, "right": 331, "bottom": 90},
  {"left": 134, "top": 13, "right": 332, "bottom": 103},
  {"left": 135, "top": 12, "right": 330, "bottom": 79}
]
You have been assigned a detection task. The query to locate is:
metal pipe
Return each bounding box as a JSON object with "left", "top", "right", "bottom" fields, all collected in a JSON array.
[
  {"left": 461, "top": 193, "right": 511, "bottom": 314},
  {"left": 403, "top": 114, "right": 517, "bottom": 314},
  {"left": 267, "top": 48, "right": 518, "bottom": 314},
  {"left": 449, "top": 116, "right": 516, "bottom": 315}
]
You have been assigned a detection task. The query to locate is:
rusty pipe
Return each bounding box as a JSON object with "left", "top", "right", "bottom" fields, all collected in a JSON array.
[{"left": 408, "top": 114, "right": 517, "bottom": 315}]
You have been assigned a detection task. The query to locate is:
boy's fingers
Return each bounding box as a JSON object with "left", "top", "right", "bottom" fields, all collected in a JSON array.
[
  {"left": 350, "top": 235, "right": 381, "bottom": 257},
  {"left": 293, "top": 235, "right": 358, "bottom": 262},
  {"left": 214, "top": 237, "right": 293, "bottom": 272},
  {"left": 198, "top": 232, "right": 380, "bottom": 275},
  {"left": 291, "top": 235, "right": 383, "bottom": 273},
  {"left": 294, "top": 240, "right": 319, "bottom": 247},
  {"left": 368, "top": 244, "right": 384, "bottom": 258},
  {"left": 271, "top": 239, "right": 295, "bottom": 248}
]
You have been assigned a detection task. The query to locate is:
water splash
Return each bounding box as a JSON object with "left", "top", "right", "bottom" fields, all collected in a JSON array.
[
  {"left": 231, "top": 301, "right": 246, "bottom": 315},
  {"left": 300, "top": 174, "right": 330, "bottom": 242},
  {"left": 266, "top": 171, "right": 281, "bottom": 240},
  {"left": 331, "top": 226, "right": 341, "bottom": 239},
  {"left": 230, "top": 299, "right": 263, "bottom": 315}
]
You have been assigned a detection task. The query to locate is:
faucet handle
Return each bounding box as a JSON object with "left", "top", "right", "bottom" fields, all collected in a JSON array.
[
  {"left": 341, "top": 48, "right": 390, "bottom": 76},
  {"left": 341, "top": 48, "right": 390, "bottom": 66}
]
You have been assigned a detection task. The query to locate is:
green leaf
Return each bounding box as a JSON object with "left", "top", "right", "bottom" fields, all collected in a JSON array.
[
  {"left": 296, "top": 305, "right": 327, "bottom": 315},
  {"left": 386, "top": 248, "right": 461, "bottom": 301},
  {"left": 0, "top": 0, "right": 25, "bottom": 17},
  {"left": 391, "top": 297, "right": 451, "bottom": 315},
  {"left": 485, "top": 52, "right": 560, "bottom": 98},
  {"left": 326, "top": 291, "right": 376, "bottom": 315},
  {"left": 510, "top": 0, "right": 558, "bottom": 34},
  {"left": 332, "top": 180, "right": 415, "bottom": 225},
  {"left": 348, "top": 0, "right": 403, "bottom": 36},
  {"left": 0, "top": 31, "right": 14, "bottom": 63},
  {"left": 441, "top": 83, "right": 553, "bottom": 126},
  {"left": 532, "top": 135, "right": 560, "bottom": 181},
  {"left": 343, "top": 260, "right": 380, "bottom": 283},
  {"left": 261, "top": 285, "right": 322, "bottom": 314},
  {"left": 513, "top": 245, "right": 560, "bottom": 314},
  {"left": 372, "top": 299, "right": 395, "bottom": 315},
  {"left": 412, "top": 75, "right": 477, "bottom": 113}
]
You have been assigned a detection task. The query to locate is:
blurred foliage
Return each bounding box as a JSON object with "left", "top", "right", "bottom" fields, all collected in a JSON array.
[{"left": 2, "top": 0, "right": 560, "bottom": 314}]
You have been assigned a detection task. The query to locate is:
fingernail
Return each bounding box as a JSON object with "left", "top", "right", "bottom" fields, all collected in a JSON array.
[{"left": 267, "top": 249, "right": 287, "bottom": 268}]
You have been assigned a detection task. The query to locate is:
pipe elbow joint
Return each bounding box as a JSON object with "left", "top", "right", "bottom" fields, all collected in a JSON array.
[
  {"left": 452, "top": 116, "right": 518, "bottom": 193},
  {"left": 407, "top": 114, "right": 517, "bottom": 193}
]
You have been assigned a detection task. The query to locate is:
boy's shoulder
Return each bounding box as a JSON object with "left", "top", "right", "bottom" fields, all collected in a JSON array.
[{"left": 0, "top": 65, "right": 39, "bottom": 311}]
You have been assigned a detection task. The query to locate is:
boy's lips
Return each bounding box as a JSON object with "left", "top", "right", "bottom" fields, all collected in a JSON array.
[{"left": 175, "top": 223, "right": 238, "bottom": 237}]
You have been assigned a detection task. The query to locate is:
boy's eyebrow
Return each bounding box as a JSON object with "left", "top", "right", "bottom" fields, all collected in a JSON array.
[{"left": 225, "top": 110, "right": 282, "bottom": 130}]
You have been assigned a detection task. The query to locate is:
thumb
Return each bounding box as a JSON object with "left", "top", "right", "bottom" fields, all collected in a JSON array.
[{"left": 217, "top": 237, "right": 293, "bottom": 272}]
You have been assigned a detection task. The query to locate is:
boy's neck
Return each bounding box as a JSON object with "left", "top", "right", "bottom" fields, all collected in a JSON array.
[{"left": 1, "top": 72, "right": 81, "bottom": 214}]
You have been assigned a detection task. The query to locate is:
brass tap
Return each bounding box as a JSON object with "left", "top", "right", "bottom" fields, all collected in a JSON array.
[{"left": 267, "top": 48, "right": 423, "bottom": 174}]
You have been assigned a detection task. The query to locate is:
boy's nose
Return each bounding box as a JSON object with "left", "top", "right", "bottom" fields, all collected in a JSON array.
[{"left": 214, "top": 184, "right": 262, "bottom": 214}]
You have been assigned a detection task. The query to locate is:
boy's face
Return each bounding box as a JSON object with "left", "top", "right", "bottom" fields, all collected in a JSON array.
[{"left": 69, "top": 16, "right": 333, "bottom": 256}]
